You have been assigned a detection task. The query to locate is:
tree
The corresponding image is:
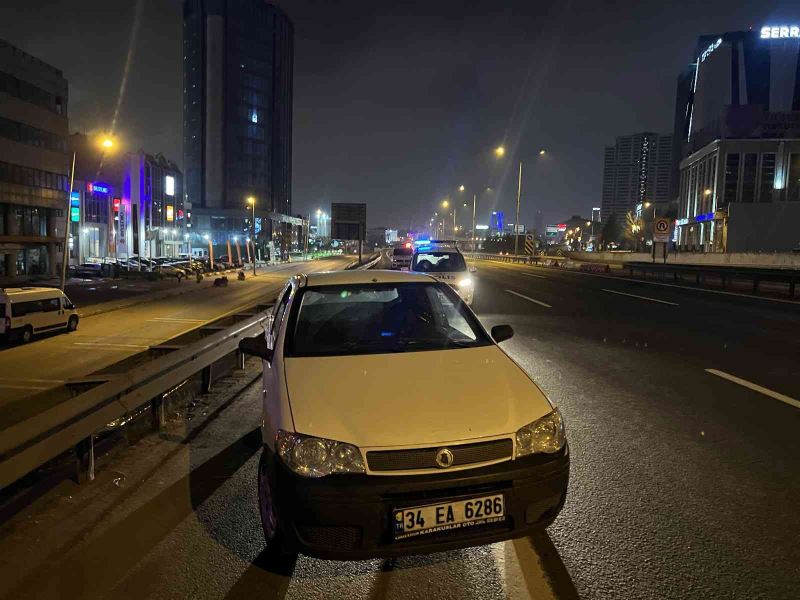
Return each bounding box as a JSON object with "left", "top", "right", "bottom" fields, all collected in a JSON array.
[
  {"left": 624, "top": 211, "right": 644, "bottom": 250},
  {"left": 600, "top": 213, "right": 621, "bottom": 249}
]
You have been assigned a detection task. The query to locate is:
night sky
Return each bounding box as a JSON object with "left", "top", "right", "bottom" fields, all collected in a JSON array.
[{"left": 2, "top": 0, "right": 800, "bottom": 230}]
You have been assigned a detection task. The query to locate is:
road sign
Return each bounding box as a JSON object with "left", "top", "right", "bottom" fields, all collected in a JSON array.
[
  {"left": 524, "top": 233, "right": 535, "bottom": 255},
  {"left": 653, "top": 218, "right": 671, "bottom": 243},
  {"left": 331, "top": 203, "right": 367, "bottom": 241}
]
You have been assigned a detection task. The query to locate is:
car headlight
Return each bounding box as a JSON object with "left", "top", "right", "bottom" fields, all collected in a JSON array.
[
  {"left": 515, "top": 408, "right": 565, "bottom": 457},
  {"left": 276, "top": 430, "right": 365, "bottom": 478},
  {"left": 457, "top": 277, "right": 473, "bottom": 288}
]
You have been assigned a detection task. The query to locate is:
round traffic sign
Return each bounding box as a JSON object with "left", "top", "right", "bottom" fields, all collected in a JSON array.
[{"left": 655, "top": 219, "right": 669, "bottom": 232}]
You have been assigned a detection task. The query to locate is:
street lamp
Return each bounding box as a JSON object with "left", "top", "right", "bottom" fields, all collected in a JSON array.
[
  {"left": 247, "top": 196, "right": 256, "bottom": 276},
  {"left": 496, "top": 146, "right": 548, "bottom": 256}
]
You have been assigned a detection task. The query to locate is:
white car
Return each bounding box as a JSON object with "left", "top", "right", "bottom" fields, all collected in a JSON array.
[
  {"left": 239, "top": 270, "right": 569, "bottom": 560},
  {"left": 390, "top": 245, "right": 413, "bottom": 270},
  {"left": 411, "top": 243, "right": 475, "bottom": 305}
]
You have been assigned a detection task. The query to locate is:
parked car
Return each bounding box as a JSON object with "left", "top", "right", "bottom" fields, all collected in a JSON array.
[
  {"left": 0, "top": 287, "right": 79, "bottom": 343},
  {"left": 238, "top": 270, "right": 569, "bottom": 560}
]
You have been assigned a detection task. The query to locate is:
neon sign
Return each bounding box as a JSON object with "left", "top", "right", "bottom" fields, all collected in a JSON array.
[
  {"left": 700, "top": 38, "right": 722, "bottom": 62},
  {"left": 760, "top": 26, "right": 800, "bottom": 39}
]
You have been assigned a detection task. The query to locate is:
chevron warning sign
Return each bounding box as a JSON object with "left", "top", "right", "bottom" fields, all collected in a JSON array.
[{"left": 524, "top": 233, "right": 535, "bottom": 255}]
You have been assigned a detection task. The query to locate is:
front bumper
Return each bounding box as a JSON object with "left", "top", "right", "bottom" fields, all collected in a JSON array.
[{"left": 267, "top": 445, "right": 569, "bottom": 560}]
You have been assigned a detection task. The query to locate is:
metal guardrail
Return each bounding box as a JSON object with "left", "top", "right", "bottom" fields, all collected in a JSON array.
[
  {"left": 624, "top": 262, "right": 799, "bottom": 297},
  {"left": 0, "top": 308, "right": 272, "bottom": 489}
]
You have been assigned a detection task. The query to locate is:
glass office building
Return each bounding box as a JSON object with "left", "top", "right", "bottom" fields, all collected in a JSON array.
[{"left": 183, "top": 0, "right": 294, "bottom": 258}]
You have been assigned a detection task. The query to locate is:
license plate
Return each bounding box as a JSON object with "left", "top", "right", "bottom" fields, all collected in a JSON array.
[{"left": 393, "top": 494, "right": 505, "bottom": 540}]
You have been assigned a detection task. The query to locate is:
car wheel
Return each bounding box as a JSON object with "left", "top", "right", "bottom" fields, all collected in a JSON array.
[
  {"left": 67, "top": 316, "right": 79, "bottom": 332},
  {"left": 20, "top": 326, "right": 33, "bottom": 344},
  {"left": 258, "top": 450, "right": 290, "bottom": 556}
]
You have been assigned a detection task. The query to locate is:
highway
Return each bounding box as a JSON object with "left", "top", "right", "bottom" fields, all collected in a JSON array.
[
  {"left": 0, "top": 257, "right": 349, "bottom": 406},
  {"left": 1, "top": 259, "right": 798, "bottom": 599}
]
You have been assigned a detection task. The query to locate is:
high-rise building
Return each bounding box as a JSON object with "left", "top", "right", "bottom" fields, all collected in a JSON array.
[
  {"left": 672, "top": 26, "right": 800, "bottom": 251},
  {"left": 592, "top": 207, "right": 601, "bottom": 223},
  {"left": 0, "top": 39, "right": 70, "bottom": 281},
  {"left": 601, "top": 133, "right": 673, "bottom": 231},
  {"left": 183, "top": 0, "right": 295, "bottom": 257}
]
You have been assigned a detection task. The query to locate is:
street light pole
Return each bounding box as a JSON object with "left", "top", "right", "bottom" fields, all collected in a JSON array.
[
  {"left": 513, "top": 160, "right": 522, "bottom": 256},
  {"left": 60, "top": 151, "right": 76, "bottom": 291},
  {"left": 247, "top": 197, "right": 256, "bottom": 276},
  {"left": 471, "top": 193, "right": 477, "bottom": 253}
]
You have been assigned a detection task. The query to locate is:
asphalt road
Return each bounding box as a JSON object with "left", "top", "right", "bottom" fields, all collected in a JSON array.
[
  {"left": 0, "top": 257, "right": 349, "bottom": 405},
  {"left": 1, "top": 258, "right": 798, "bottom": 599}
]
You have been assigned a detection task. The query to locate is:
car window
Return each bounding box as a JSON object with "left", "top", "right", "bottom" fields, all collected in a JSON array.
[
  {"left": 412, "top": 251, "right": 467, "bottom": 272},
  {"left": 12, "top": 301, "right": 42, "bottom": 317},
  {"left": 285, "top": 282, "right": 490, "bottom": 357},
  {"left": 41, "top": 298, "right": 61, "bottom": 312}
]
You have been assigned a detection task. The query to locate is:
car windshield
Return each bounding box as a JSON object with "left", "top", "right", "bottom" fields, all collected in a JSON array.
[
  {"left": 393, "top": 247, "right": 413, "bottom": 256},
  {"left": 412, "top": 251, "right": 467, "bottom": 273},
  {"left": 286, "top": 282, "right": 490, "bottom": 357}
]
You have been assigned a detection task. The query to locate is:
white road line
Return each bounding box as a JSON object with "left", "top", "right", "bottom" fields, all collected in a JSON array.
[
  {"left": 506, "top": 289, "right": 552, "bottom": 308},
  {"left": 520, "top": 272, "right": 547, "bottom": 279},
  {"left": 602, "top": 288, "right": 679, "bottom": 306},
  {"left": 705, "top": 369, "right": 800, "bottom": 410},
  {"left": 73, "top": 342, "right": 149, "bottom": 350},
  {"left": 0, "top": 383, "right": 51, "bottom": 390},
  {"left": 0, "top": 377, "right": 64, "bottom": 383},
  {"left": 147, "top": 317, "right": 206, "bottom": 323}
]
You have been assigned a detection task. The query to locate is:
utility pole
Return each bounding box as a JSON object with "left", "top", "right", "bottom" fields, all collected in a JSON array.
[
  {"left": 471, "top": 193, "right": 477, "bottom": 253},
  {"left": 60, "top": 151, "right": 76, "bottom": 290},
  {"left": 513, "top": 160, "right": 523, "bottom": 256}
]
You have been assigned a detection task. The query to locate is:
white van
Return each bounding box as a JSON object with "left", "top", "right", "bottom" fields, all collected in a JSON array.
[{"left": 0, "top": 287, "right": 79, "bottom": 343}]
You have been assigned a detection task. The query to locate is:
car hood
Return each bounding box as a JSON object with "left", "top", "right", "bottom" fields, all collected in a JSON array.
[{"left": 283, "top": 346, "right": 552, "bottom": 448}]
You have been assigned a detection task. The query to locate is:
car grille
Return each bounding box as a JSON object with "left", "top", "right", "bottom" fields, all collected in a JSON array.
[
  {"left": 367, "top": 439, "right": 513, "bottom": 472},
  {"left": 297, "top": 525, "right": 362, "bottom": 549}
]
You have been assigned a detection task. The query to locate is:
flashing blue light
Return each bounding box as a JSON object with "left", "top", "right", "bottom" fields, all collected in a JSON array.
[
  {"left": 695, "top": 212, "right": 714, "bottom": 222},
  {"left": 414, "top": 239, "right": 430, "bottom": 245},
  {"left": 380, "top": 331, "right": 394, "bottom": 337}
]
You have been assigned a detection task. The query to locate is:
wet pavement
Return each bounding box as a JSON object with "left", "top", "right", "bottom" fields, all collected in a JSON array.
[{"left": 1, "top": 259, "right": 798, "bottom": 599}]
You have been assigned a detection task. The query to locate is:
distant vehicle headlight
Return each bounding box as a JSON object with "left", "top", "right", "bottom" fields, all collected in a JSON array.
[
  {"left": 515, "top": 408, "right": 565, "bottom": 457},
  {"left": 457, "top": 277, "right": 473, "bottom": 287},
  {"left": 276, "top": 430, "right": 365, "bottom": 478}
]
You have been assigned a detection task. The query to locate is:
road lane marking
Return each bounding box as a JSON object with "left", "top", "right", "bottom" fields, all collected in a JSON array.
[
  {"left": 147, "top": 317, "right": 206, "bottom": 323},
  {"left": 0, "top": 383, "right": 52, "bottom": 390},
  {"left": 705, "top": 369, "right": 800, "bottom": 410},
  {"left": 73, "top": 342, "right": 150, "bottom": 350},
  {"left": 601, "top": 288, "right": 679, "bottom": 306},
  {"left": 506, "top": 289, "right": 552, "bottom": 308},
  {"left": 521, "top": 272, "right": 547, "bottom": 279}
]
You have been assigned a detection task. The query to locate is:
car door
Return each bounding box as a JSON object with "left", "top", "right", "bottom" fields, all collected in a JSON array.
[{"left": 40, "top": 296, "right": 65, "bottom": 330}]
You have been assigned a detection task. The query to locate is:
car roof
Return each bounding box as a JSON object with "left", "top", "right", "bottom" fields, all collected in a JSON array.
[
  {"left": 0, "top": 287, "right": 63, "bottom": 298},
  {"left": 302, "top": 270, "right": 434, "bottom": 287}
]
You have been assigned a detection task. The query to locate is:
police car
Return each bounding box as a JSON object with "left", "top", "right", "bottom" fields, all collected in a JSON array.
[{"left": 411, "top": 240, "right": 475, "bottom": 305}]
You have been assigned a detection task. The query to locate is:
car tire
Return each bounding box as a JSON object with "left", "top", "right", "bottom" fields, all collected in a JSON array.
[
  {"left": 20, "top": 326, "right": 33, "bottom": 344},
  {"left": 258, "top": 450, "right": 293, "bottom": 559},
  {"left": 67, "top": 316, "right": 79, "bottom": 332}
]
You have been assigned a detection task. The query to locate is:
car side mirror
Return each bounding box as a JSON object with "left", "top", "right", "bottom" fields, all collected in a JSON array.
[
  {"left": 491, "top": 324, "right": 514, "bottom": 343},
  {"left": 239, "top": 334, "right": 273, "bottom": 361}
]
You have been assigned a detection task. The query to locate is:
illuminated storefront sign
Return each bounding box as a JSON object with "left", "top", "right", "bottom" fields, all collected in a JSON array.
[
  {"left": 166, "top": 205, "right": 174, "bottom": 222},
  {"left": 694, "top": 212, "right": 715, "bottom": 222},
  {"left": 760, "top": 25, "right": 800, "bottom": 39},
  {"left": 87, "top": 182, "right": 109, "bottom": 194},
  {"left": 557, "top": 224, "right": 567, "bottom": 232},
  {"left": 70, "top": 191, "right": 80, "bottom": 222},
  {"left": 165, "top": 175, "right": 175, "bottom": 196}
]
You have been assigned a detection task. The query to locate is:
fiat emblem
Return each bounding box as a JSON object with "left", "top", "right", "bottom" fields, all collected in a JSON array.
[{"left": 435, "top": 448, "right": 455, "bottom": 468}]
